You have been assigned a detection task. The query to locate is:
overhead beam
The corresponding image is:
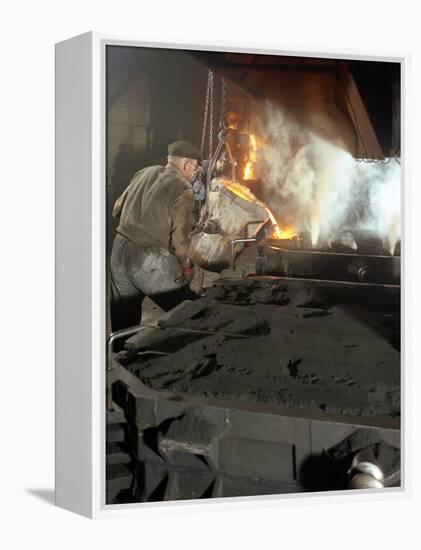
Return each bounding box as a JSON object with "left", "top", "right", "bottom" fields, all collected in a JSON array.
[{"left": 337, "top": 63, "right": 384, "bottom": 159}]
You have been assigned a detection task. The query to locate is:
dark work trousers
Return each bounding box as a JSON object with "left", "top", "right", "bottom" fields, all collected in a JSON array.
[{"left": 110, "top": 234, "right": 197, "bottom": 332}]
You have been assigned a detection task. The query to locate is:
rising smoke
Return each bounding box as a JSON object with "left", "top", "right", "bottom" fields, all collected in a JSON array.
[{"left": 257, "top": 102, "right": 401, "bottom": 254}]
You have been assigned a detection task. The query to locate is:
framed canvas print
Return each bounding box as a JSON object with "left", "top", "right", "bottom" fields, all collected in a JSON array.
[{"left": 55, "top": 32, "right": 405, "bottom": 518}]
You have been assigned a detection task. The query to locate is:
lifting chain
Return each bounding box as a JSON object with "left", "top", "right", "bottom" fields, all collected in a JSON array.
[
  {"left": 209, "top": 71, "right": 214, "bottom": 158},
  {"left": 201, "top": 71, "right": 228, "bottom": 159},
  {"left": 200, "top": 69, "right": 215, "bottom": 159},
  {"left": 197, "top": 74, "right": 228, "bottom": 292},
  {"left": 200, "top": 69, "right": 210, "bottom": 156},
  {"left": 219, "top": 76, "right": 226, "bottom": 130}
]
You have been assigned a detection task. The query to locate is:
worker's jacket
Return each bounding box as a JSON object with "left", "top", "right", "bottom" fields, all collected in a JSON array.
[{"left": 113, "top": 164, "right": 194, "bottom": 264}]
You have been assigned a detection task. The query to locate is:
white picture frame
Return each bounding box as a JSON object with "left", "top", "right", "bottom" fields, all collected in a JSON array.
[{"left": 55, "top": 31, "right": 408, "bottom": 518}]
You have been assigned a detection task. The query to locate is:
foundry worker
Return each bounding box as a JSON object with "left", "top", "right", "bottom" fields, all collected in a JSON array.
[{"left": 110, "top": 141, "right": 202, "bottom": 331}]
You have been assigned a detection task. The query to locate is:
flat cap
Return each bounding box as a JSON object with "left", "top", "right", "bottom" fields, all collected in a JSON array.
[{"left": 168, "top": 141, "right": 202, "bottom": 162}]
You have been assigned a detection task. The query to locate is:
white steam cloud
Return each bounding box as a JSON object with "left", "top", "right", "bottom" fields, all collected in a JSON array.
[{"left": 257, "top": 102, "right": 401, "bottom": 254}]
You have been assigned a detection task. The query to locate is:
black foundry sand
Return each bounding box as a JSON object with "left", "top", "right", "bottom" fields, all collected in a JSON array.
[{"left": 124, "top": 279, "right": 400, "bottom": 418}]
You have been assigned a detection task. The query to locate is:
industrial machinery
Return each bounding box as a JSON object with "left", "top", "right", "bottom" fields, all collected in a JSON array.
[{"left": 106, "top": 61, "right": 401, "bottom": 504}]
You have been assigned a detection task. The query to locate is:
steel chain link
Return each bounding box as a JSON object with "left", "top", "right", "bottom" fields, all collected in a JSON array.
[
  {"left": 220, "top": 76, "right": 226, "bottom": 129},
  {"left": 209, "top": 70, "right": 214, "bottom": 158},
  {"left": 200, "top": 69, "right": 212, "bottom": 156},
  {"left": 201, "top": 72, "right": 228, "bottom": 159}
]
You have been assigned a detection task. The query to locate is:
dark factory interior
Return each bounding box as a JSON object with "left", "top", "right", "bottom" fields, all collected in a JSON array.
[{"left": 105, "top": 46, "right": 401, "bottom": 504}]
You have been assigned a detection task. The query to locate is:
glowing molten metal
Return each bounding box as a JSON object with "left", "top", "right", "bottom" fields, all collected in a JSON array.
[
  {"left": 220, "top": 178, "right": 297, "bottom": 241},
  {"left": 243, "top": 134, "right": 259, "bottom": 180}
]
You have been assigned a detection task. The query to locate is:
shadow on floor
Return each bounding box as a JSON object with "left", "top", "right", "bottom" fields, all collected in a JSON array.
[{"left": 25, "top": 488, "right": 55, "bottom": 505}]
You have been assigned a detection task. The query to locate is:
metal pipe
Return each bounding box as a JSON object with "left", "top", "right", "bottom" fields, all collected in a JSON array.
[
  {"left": 347, "top": 448, "right": 385, "bottom": 489},
  {"left": 347, "top": 258, "right": 368, "bottom": 282},
  {"left": 107, "top": 325, "right": 144, "bottom": 411},
  {"left": 230, "top": 238, "right": 257, "bottom": 270},
  {"left": 267, "top": 244, "right": 400, "bottom": 260}
]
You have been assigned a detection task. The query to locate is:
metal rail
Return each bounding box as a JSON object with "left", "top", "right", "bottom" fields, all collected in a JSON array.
[
  {"left": 229, "top": 274, "right": 400, "bottom": 290},
  {"left": 267, "top": 243, "right": 400, "bottom": 260},
  {"left": 107, "top": 325, "right": 144, "bottom": 411},
  {"left": 230, "top": 238, "right": 257, "bottom": 270}
]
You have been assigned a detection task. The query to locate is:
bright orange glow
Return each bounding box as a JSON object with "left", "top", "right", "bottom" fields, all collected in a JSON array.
[
  {"left": 249, "top": 134, "right": 257, "bottom": 152},
  {"left": 220, "top": 178, "right": 291, "bottom": 240},
  {"left": 221, "top": 157, "right": 300, "bottom": 241},
  {"left": 221, "top": 178, "right": 257, "bottom": 203},
  {"left": 272, "top": 226, "right": 299, "bottom": 239},
  {"left": 243, "top": 160, "right": 254, "bottom": 180},
  {"left": 243, "top": 133, "right": 259, "bottom": 180}
]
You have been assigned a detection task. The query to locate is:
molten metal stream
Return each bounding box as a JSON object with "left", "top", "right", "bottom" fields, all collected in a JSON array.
[{"left": 220, "top": 178, "right": 297, "bottom": 240}]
